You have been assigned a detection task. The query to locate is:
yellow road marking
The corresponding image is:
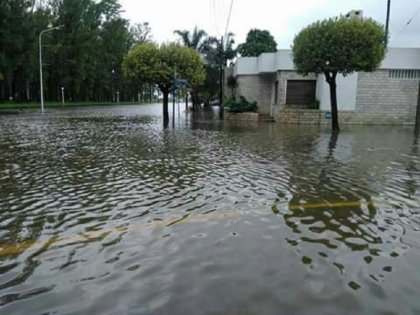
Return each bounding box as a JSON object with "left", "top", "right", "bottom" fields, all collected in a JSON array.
[
  {"left": 0, "top": 210, "right": 239, "bottom": 258},
  {"left": 288, "top": 200, "right": 374, "bottom": 210},
  {"left": 0, "top": 198, "right": 406, "bottom": 258}
]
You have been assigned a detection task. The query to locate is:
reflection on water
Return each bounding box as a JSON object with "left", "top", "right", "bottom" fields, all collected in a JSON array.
[{"left": 1, "top": 104, "right": 420, "bottom": 315}]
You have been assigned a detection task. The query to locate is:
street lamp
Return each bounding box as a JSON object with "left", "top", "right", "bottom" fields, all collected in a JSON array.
[
  {"left": 39, "top": 25, "right": 63, "bottom": 113},
  {"left": 61, "top": 86, "right": 65, "bottom": 106}
]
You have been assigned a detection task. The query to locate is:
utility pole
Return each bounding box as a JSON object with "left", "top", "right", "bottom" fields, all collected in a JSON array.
[
  {"left": 385, "top": 0, "right": 391, "bottom": 46},
  {"left": 219, "top": 36, "right": 224, "bottom": 119},
  {"left": 173, "top": 68, "right": 177, "bottom": 127},
  {"left": 415, "top": 81, "right": 420, "bottom": 135}
]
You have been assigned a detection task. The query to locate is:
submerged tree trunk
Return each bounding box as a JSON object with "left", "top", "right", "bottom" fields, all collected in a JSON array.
[
  {"left": 325, "top": 71, "right": 340, "bottom": 132},
  {"left": 162, "top": 90, "right": 169, "bottom": 128},
  {"left": 185, "top": 92, "right": 189, "bottom": 112},
  {"left": 190, "top": 91, "right": 200, "bottom": 111}
]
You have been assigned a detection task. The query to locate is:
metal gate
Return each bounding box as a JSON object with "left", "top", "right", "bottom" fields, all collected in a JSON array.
[{"left": 286, "top": 80, "right": 316, "bottom": 105}]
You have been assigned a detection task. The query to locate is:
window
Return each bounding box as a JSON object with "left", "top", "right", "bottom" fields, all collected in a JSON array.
[{"left": 389, "top": 69, "right": 420, "bottom": 80}]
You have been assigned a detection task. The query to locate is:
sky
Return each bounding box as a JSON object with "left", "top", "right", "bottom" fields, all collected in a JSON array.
[{"left": 119, "top": 0, "right": 420, "bottom": 48}]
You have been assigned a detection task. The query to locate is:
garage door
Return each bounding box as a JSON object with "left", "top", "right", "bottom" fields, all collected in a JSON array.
[{"left": 286, "top": 80, "right": 316, "bottom": 105}]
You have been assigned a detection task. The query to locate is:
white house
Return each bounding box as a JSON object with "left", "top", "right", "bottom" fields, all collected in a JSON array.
[{"left": 229, "top": 48, "right": 420, "bottom": 125}]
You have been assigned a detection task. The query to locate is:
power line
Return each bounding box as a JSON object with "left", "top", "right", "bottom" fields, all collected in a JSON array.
[
  {"left": 211, "top": 0, "right": 220, "bottom": 36},
  {"left": 224, "top": 0, "right": 234, "bottom": 46},
  {"left": 391, "top": 5, "right": 420, "bottom": 46}
]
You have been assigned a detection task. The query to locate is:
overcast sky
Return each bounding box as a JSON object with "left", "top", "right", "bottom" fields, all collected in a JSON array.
[{"left": 119, "top": 0, "right": 420, "bottom": 48}]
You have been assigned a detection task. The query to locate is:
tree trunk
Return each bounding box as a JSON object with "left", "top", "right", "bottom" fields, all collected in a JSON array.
[
  {"left": 191, "top": 91, "right": 200, "bottom": 111},
  {"left": 325, "top": 71, "right": 340, "bottom": 132},
  {"left": 415, "top": 80, "right": 420, "bottom": 135},
  {"left": 185, "top": 92, "right": 189, "bottom": 112},
  {"left": 162, "top": 90, "right": 169, "bottom": 128}
]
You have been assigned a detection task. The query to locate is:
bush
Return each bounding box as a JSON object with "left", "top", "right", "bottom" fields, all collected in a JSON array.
[
  {"left": 224, "top": 96, "right": 258, "bottom": 113},
  {"left": 309, "top": 99, "right": 320, "bottom": 109}
]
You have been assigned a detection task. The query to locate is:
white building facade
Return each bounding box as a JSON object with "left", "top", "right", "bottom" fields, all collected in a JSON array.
[{"left": 230, "top": 48, "right": 420, "bottom": 125}]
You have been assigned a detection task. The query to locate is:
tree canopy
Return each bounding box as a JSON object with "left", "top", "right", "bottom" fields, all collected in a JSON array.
[
  {"left": 174, "top": 27, "right": 209, "bottom": 54},
  {"left": 0, "top": 0, "right": 151, "bottom": 103},
  {"left": 292, "top": 17, "right": 386, "bottom": 76},
  {"left": 123, "top": 43, "right": 205, "bottom": 92},
  {"left": 238, "top": 29, "right": 277, "bottom": 57},
  {"left": 123, "top": 43, "right": 205, "bottom": 123},
  {"left": 292, "top": 16, "right": 386, "bottom": 131}
]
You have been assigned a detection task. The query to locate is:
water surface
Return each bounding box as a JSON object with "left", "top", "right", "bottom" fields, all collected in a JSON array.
[{"left": 1, "top": 104, "right": 420, "bottom": 315}]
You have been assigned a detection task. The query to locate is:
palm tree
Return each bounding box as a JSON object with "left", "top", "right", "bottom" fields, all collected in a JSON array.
[
  {"left": 174, "top": 27, "right": 211, "bottom": 109},
  {"left": 203, "top": 32, "right": 237, "bottom": 67},
  {"left": 174, "top": 28, "right": 237, "bottom": 111},
  {"left": 174, "top": 27, "right": 209, "bottom": 54}
]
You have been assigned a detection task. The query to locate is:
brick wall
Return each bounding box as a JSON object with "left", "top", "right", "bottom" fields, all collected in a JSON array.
[
  {"left": 356, "top": 70, "right": 419, "bottom": 117},
  {"left": 235, "top": 74, "right": 274, "bottom": 114},
  {"left": 276, "top": 70, "right": 420, "bottom": 125},
  {"left": 225, "top": 112, "right": 259, "bottom": 121},
  {"left": 234, "top": 69, "right": 420, "bottom": 125},
  {"left": 275, "top": 109, "right": 418, "bottom": 125},
  {"left": 276, "top": 109, "right": 322, "bottom": 125}
]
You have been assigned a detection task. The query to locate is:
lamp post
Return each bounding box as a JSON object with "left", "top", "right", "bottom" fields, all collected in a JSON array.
[
  {"left": 61, "top": 86, "right": 65, "bottom": 106},
  {"left": 111, "top": 69, "right": 115, "bottom": 102},
  {"left": 39, "top": 25, "right": 62, "bottom": 113}
]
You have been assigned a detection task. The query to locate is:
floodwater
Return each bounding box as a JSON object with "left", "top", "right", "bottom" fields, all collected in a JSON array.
[{"left": 1, "top": 104, "right": 420, "bottom": 315}]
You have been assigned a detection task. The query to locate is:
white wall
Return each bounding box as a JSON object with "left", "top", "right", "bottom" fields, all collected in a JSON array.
[
  {"left": 381, "top": 48, "right": 420, "bottom": 69},
  {"left": 234, "top": 48, "right": 419, "bottom": 113},
  {"left": 235, "top": 48, "right": 420, "bottom": 76},
  {"left": 317, "top": 73, "right": 358, "bottom": 111},
  {"left": 234, "top": 57, "right": 258, "bottom": 75},
  {"left": 275, "top": 50, "right": 295, "bottom": 71},
  {"left": 258, "top": 53, "right": 277, "bottom": 73}
]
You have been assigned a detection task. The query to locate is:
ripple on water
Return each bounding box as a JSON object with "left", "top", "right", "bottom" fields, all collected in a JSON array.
[{"left": 1, "top": 107, "right": 420, "bottom": 314}]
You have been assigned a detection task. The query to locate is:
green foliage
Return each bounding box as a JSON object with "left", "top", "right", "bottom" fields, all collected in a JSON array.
[
  {"left": 130, "top": 22, "right": 152, "bottom": 46},
  {"left": 0, "top": 0, "right": 49, "bottom": 101},
  {"left": 174, "top": 27, "right": 209, "bottom": 54},
  {"left": 292, "top": 17, "right": 386, "bottom": 76},
  {"left": 292, "top": 15, "right": 386, "bottom": 131},
  {"left": 226, "top": 75, "right": 237, "bottom": 89},
  {"left": 0, "top": 0, "right": 149, "bottom": 103},
  {"left": 123, "top": 43, "right": 205, "bottom": 93},
  {"left": 226, "top": 75, "right": 237, "bottom": 98},
  {"left": 309, "top": 99, "right": 320, "bottom": 109},
  {"left": 224, "top": 96, "right": 257, "bottom": 113},
  {"left": 204, "top": 33, "right": 237, "bottom": 68},
  {"left": 238, "top": 29, "right": 277, "bottom": 57}
]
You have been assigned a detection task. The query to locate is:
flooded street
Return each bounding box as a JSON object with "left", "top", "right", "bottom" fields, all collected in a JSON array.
[{"left": 1, "top": 104, "right": 420, "bottom": 315}]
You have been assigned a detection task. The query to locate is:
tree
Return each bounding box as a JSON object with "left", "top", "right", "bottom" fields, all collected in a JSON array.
[
  {"left": 130, "top": 22, "right": 152, "bottom": 46},
  {"left": 174, "top": 27, "right": 211, "bottom": 109},
  {"left": 0, "top": 0, "right": 141, "bottom": 104},
  {"left": 123, "top": 43, "right": 205, "bottom": 126},
  {"left": 204, "top": 34, "right": 236, "bottom": 96},
  {"left": 226, "top": 75, "right": 237, "bottom": 99},
  {"left": 0, "top": 0, "right": 49, "bottom": 101},
  {"left": 201, "top": 33, "right": 236, "bottom": 69},
  {"left": 238, "top": 29, "right": 277, "bottom": 57},
  {"left": 174, "top": 27, "right": 209, "bottom": 54},
  {"left": 292, "top": 16, "right": 386, "bottom": 132}
]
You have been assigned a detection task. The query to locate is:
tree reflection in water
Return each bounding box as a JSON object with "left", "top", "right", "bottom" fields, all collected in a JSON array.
[{"left": 274, "top": 132, "right": 411, "bottom": 289}]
